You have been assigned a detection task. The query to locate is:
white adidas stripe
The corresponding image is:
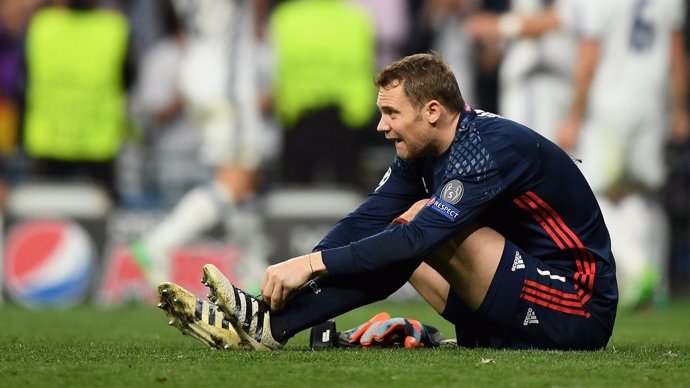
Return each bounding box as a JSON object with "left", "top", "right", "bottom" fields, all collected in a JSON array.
[{"left": 536, "top": 268, "right": 566, "bottom": 282}]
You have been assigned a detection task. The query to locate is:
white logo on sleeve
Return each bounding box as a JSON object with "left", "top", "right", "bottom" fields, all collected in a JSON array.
[
  {"left": 441, "top": 179, "right": 464, "bottom": 204},
  {"left": 375, "top": 168, "right": 392, "bottom": 192},
  {"left": 511, "top": 251, "right": 525, "bottom": 271},
  {"left": 523, "top": 308, "right": 540, "bottom": 326}
]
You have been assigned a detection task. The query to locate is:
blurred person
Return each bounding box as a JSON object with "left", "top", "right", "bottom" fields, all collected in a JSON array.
[
  {"left": 424, "top": 0, "right": 480, "bottom": 106},
  {"left": 663, "top": 2, "right": 690, "bottom": 297},
  {"left": 269, "top": 0, "right": 377, "bottom": 189},
  {"left": 343, "top": 0, "right": 411, "bottom": 189},
  {"left": 128, "top": 0, "right": 205, "bottom": 206},
  {"left": 159, "top": 53, "right": 618, "bottom": 351},
  {"left": 466, "top": 0, "right": 576, "bottom": 141},
  {"left": 22, "top": 0, "right": 133, "bottom": 202},
  {"left": 663, "top": 133, "right": 690, "bottom": 297},
  {"left": 468, "top": 0, "right": 690, "bottom": 308},
  {"left": 558, "top": 0, "right": 688, "bottom": 309},
  {"left": 131, "top": 0, "right": 273, "bottom": 293},
  {"left": 0, "top": 0, "right": 42, "bottom": 208},
  {"left": 350, "top": 0, "right": 411, "bottom": 71},
  {"left": 0, "top": 0, "right": 40, "bottom": 154},
  {"left": 471, "top": 0, "right": 510, "bottom": 114}
]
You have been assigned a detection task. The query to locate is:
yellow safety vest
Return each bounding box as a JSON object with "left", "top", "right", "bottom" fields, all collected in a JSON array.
[
  {"left": 24, "top": 7, "right": 129, "bottom": 161},
  {"left": 270, "top": 0, "right": 376, "bottom": 128}
]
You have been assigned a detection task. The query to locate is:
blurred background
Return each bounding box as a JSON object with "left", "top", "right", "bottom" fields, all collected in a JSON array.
[{"left": 0, "top": 0, "right": 688, "bottom": 311}]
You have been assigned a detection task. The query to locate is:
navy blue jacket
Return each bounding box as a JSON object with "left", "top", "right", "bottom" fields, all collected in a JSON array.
[{"left": 316, "top": 107, "right": 618, "bottom": 324}]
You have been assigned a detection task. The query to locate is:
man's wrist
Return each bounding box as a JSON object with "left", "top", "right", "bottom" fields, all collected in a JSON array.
[{"left": 305, "top": 252, "right": 328, "bottom": 277}]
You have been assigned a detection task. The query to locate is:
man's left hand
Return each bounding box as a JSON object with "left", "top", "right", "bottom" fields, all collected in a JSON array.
[{"left": 261, "top": 254, "right": 313, "bottom": 311}]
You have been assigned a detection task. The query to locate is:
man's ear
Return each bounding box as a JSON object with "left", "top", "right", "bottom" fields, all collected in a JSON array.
[{"left": 426, "top": 100, "right": 441, "bottom": 124}]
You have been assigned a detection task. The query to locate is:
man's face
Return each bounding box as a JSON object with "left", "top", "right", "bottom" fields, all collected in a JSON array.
[{"left": 376, "top": 82, "right": 433, "bottom": 160}]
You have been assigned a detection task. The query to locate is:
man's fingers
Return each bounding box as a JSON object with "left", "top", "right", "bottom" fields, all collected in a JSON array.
[
  {"left": 270, "top": 283, "right": 283, "bottom": 311},
  {"left": 260, "top": 274, "right": 268, "bottom": 298},
  {"left": 373, "top": 322, "right": 404, "bottom": 343},
  {"left": 404, "top": 336, "right": 423, "bottom": 349},
  {"left": 262, "top": 278, "right": 274, "bottom": 307},
  {"left": 260, "top": 268, "right": 269, "bottom": 289},
  {"left": 278, "top": 287, "right": 290, "bottom": 311}
]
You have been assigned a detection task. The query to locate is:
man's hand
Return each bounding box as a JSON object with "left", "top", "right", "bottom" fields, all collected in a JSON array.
[
  {"left": 261, "top": 253, "right": 318, "bottom": 311},
  {"left": 556, "top": 116, "right": 582, "bottom": 153}
]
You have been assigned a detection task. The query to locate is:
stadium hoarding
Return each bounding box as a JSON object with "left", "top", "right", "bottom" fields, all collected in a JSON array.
[
  {"left": 2, "top": 182, "right": 109, "bottom": 307},
  {"left": 2, "top": 185, "right": 405, "bottom": 307},
  {"left": 0, "top": 182, "right": 241, "bottom": 308},
  {"left": 97, "top": 210, "right": 241, "bottom": 305}
]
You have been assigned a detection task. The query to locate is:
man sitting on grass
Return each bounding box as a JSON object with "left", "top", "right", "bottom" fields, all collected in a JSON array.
[{"left": 158, "top": 53, "right": 618, "bottom": 351}]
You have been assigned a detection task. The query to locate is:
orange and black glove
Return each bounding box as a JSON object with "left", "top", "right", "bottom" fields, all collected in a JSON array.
[{"left": 338, "top": 312, "right": 445, "bottom": 349}]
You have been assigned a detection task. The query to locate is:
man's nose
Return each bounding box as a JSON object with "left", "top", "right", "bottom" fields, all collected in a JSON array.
[{"left": 376, "top": 117, "right": 389, "bottom": 132}]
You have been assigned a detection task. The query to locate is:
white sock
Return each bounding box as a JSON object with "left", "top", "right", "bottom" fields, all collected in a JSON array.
[
  {"left": 618, "top": 194, "right": 669, "bottom": 297},
  {"left": 145, "top": 180, "right": 234, "bottom": 258},
  {"left": 224, "top": 199, "right": 270, "bottom": 290}
]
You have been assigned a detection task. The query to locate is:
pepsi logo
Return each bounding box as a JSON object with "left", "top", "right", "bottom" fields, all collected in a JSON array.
[{"left": 4, "top": 219, "right": 95, "bottom": 307}]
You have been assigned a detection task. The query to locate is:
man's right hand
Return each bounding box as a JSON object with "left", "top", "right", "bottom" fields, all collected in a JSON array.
[{"left": 261, "top": 251, "right": 327, "bottom": 311}]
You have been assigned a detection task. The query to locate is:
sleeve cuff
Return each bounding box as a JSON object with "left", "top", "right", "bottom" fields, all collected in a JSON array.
[{"left": 321, "top": 245, "right": 358, "bottom": 276}]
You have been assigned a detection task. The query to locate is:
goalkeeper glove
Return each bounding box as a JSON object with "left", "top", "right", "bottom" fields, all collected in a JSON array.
[
  {"left": 338, "top": 312, "right": 392, "bottom": 347},
  {"left": 338, "top": 312, "right": 444, "bottom": 349}
]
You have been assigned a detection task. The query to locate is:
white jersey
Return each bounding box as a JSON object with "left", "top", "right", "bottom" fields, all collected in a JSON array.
[
  {"left": 561, "top": 0, "right": 685, "bottom": 124},
  {"left": 173, "top": 0, "right": 264, "bottom": 168},
  {"left": 499, "top": 0, "right": 576, "bottom": 141},
  {"left": 558, "top": 0, "right": 685, "bottom": 192},
  {"left": 558, "top": 0, "right": 684, "bottom": 307},
  {"left": 502, "top": 0, "right": 575, "bottom": 84},
  {"left": 434, "top": 1, "right": 478, "bottom": 106}
]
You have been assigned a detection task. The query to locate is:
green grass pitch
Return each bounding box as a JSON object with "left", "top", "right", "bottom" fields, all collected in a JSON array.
[{"left": 2, "top": 299, "right": 690, "bottom": 387}]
